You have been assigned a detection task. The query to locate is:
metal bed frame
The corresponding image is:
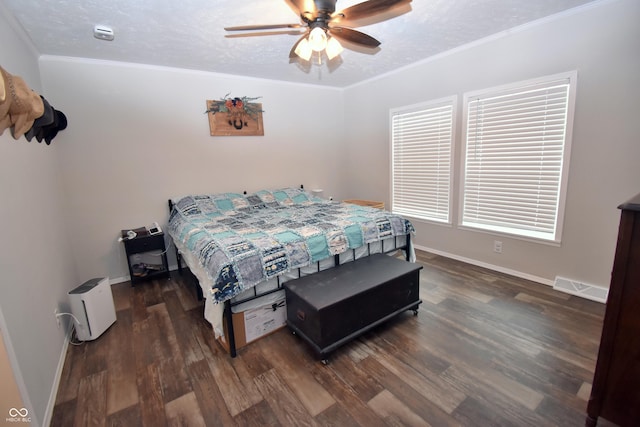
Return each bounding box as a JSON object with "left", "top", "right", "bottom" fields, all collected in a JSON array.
[{"left": 166, "top": 195, "right": 412, "bottom": 358}]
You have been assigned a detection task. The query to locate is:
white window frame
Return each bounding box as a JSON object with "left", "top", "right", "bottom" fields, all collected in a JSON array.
[
  {"left": 390, "top": 96, "right": 456, "bottom": 224},
  {"left": 459, "top": 71, "right": 577, "bottom": 243}
]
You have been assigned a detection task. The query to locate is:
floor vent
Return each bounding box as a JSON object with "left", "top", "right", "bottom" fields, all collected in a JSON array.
[{"left": 553, "top": 277, "right": 608, "bottom": 303}]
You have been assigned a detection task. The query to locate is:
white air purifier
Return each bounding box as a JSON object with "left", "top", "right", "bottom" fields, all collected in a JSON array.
[{"left": 68, "top": 277, "right": 116, "bottom": 341}]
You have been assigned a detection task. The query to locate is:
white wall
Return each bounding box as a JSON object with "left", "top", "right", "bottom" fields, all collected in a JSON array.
[
  {"left": 0, "top": 4, "right": 77, "bottom": 426},
  {"left": 343, "top": 0, "right": 640, "bottom": 288},
  {"left": 39, "top": 58, "right": 348, "bottom": 282}
]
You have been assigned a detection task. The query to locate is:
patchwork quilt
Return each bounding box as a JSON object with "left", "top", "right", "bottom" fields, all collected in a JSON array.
[{"left": 168, "top": 188, "right": 415, "bottom": 304}]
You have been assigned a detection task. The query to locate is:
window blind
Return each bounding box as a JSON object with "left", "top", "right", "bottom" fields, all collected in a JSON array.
[
  {"left": 392, "top": 100, "right": 454, "bottom": 223},
  {"left": 461, "top": 77, "right": 573, "bottom": 241}
]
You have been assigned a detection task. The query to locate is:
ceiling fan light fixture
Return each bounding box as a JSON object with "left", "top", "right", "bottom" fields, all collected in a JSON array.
[
  {"left": 308, "top": 26, "right": 328, "bottom": 52},
  {"left": 294, "top": 38, "right": 313, "bottom": 61},
  {"left": 325, "top": 36, "right": 343, "bottom": 60}
]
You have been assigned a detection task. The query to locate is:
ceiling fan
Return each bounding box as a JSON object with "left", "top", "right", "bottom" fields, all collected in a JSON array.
[{"left": 224, "top": 0, "right": 413, "bottom": 62}]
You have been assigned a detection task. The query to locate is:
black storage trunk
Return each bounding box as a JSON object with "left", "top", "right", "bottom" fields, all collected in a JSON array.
[{"left": 284, "top": 253, "right": 422, "bottom": 361}]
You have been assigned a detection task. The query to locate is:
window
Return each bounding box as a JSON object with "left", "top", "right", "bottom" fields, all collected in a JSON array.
[
  {"left": 391, "top": 97, "right": 455, "bottom": 223},
  {"left": 460, "top": 72, "right": 576, "bottom": 242}
]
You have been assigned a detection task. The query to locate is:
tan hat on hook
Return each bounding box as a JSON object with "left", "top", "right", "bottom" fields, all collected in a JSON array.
[
  {"left": 7, "top": 71, "right": 44, "bottom": 140},
  {"left": 0, "top": 66, "right": 11, "bottom": 135}
]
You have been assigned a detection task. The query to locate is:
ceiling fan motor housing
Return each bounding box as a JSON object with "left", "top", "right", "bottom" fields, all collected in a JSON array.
[{"left": 309, "top": 0, "right": 337, "bottom": 14}]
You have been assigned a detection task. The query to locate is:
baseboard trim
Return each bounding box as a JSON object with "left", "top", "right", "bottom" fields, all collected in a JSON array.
[
  {"left": 43, "top": 322, "right": 72, "bottom": 426},
  {"left": 109, "top": 274, "right": 129, "bottom": 285},
  {"left": 109, "top": 263, "right": 180, "bottom": 286},
  {"left": 413, "top": 244, "right": 606, "bottom": 304},
  {"left": 114, "top": 250, "right": 608, "bottom": 304}
]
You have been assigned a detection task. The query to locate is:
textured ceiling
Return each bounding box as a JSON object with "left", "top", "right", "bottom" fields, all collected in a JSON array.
[{"left": 3, "top": 0, "right": 599, "bottom": 88}]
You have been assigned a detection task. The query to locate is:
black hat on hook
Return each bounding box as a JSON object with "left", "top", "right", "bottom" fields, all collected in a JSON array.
[
  {"left": 38, "top": 109, "right": 67, "bottom": 145},
  {"left": 25, "top": 96, "right": 55, "bottom": 142}
]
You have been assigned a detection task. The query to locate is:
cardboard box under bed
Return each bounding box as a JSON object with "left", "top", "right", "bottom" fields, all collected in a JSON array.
[{"left": 217, "top": 291, "right": 287, "bottom": 352}]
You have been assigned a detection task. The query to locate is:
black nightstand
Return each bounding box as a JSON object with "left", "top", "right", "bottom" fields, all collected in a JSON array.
[{"left": 122, "top": 231, "right": 170, "bottom": 286}]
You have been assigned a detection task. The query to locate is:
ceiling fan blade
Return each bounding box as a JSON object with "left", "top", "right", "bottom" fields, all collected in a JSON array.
[
  {"left": 334, "top": 0, "right": 411, "bottom": 22},
  {"left": 285, "top": 0, "right": 320, "bottom": 16},
  {"left": 226, "top": 30, "right": 305, "bottom": 39},
  {"left": 225, "top": 23, "right": 303, "bottom": 31},
  {"left": 329, "top": 27, "right": 380, "bottom": 47}
]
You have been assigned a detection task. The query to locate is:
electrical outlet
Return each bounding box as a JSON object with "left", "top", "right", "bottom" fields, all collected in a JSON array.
[
  {"left": 494, "top": 240, "right": 503, "bottom": 253},
  {"left": 54, "top": 308, "right": 61, "bottom": 328}
]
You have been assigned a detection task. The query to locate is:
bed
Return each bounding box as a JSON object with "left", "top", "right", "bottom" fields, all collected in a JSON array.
[{"left": 167, "top": 186, "right": 415, "bottom": 356}]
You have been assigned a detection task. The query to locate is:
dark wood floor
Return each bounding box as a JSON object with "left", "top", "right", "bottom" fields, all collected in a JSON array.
[{"left": 51, "top": 250, "right": 610, "bottom": 426}]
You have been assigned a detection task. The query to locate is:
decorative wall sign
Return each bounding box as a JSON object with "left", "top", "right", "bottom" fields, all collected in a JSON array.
[{"left": 205, "top": 94, "right": 264, "bottom": 136}]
